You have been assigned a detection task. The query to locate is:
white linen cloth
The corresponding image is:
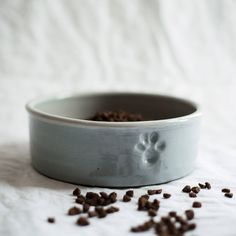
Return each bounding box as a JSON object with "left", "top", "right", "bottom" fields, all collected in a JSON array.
[{"left": 0, "top": 1, "right": 236, "bottom": 235}]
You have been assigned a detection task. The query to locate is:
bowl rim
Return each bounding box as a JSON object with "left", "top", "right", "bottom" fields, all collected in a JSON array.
[{"left": 26, "top": 92, "right": 202, "bottom": 127}]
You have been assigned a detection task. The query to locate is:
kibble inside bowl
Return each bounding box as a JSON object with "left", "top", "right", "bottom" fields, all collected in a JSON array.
[{"left": 26, "top": 92, "right": 201, "bottom": 187}]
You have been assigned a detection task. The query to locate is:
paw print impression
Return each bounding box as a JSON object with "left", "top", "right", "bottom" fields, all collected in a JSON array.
[{"left": 135, "top": 131, "right": 166, "bottom": 166}]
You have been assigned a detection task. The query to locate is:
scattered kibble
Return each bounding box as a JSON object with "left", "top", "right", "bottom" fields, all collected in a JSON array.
[
  {"left": 147, "top": 189, "right": 162, "bottom": 195},
  {"left": 83, "top": 203, "right": 90, "bottom": 213},
  {"left": 48, "top": 182, "right": 234, "bottom": 235},
  {"left": 163, "top": 193, "right": 171, "bottom": 199},
  {"left": 106, "top": 206, "right": 119, "bottom": 214},
  {"left": 225, "top": 193, "right": 233, "bottom": 198},
  {"left": 77, "top": 217, "right": 89, "bottom": 226},
  {"left": 169, "top": 211, "right": 177, "bottom": 217},
  {"left": 88, "top": 211, "right": 98, "bottom": 218},
  {"left": 47, "top": 217, "right": 55, "bottom": 223},
  {"left": 222, "top": 188, "right": 230, "bottom": 193},
  {"left": 189, "top": 192, "right": 197, "bottom": 198},
  {"left": 191, "top": 186, "right": 200, "bottom": 194},
  {"left": 182, "top": 185, "right": 191, "bottom": 193},
  {"left": 192, "top": 201, "right": 202, "bottom": 208},
  {"left": 123, "top": 194, "right": 131, "bottom": 202},
  {"left": 68, "top": 207, "right": 81, "bottom": 216},
  {"left": 126, "top": 190, "right": 134, "bottom": 197},
  {"left": 185, "top": 209, "right": 194, "bottom": 220},
  {"left": 73, "top": 187, "right": 81, "bottom": 196},
  {"left": 148, "top": 209, "right": 157, "bottom": 217},
  {"left": 131, "top": 220, "right": 154, "bottom": 232},
  {"left": 205, "top": 182, "right": 211, "bottom": 189},
  {"left": 198, "top": 183, "right": 206, "bottom": 189}
]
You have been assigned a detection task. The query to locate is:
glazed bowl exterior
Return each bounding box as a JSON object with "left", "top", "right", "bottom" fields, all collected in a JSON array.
[{"left": 26, "top": 92, "right": 201, "bottom": 187}]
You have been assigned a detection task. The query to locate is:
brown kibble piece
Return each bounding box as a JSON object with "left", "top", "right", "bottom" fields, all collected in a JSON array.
[
  {"left": 100, "top": 192, "right": 109, "bottom": 199},
  {"left": 192, "top": 201, "right": 202, "bottom": 208},
  {"left": 138, "top": 196, "right": 148, "bottom": 210},
  {"left": 86, "top": 192, "right": 99, "bottom": 199},
  {"left": 185, "top": 209, "right": 194, "bottom": 220},
  {"left": 109, "top": 192, "right": 117, "bottom": 203},
  {"left": 182, "top": 185, "right": 191, "bottom": 193},
  {"left": 95, "top": 207, "right": 107, "bottom": 218},
  {"left": 77, "top": 217, "right": 89, "bottom": 226},
  {"left": 131, "top": 220, "right": 154, "bottom": 232},
  {"left": 169, "top": 211, "right": 177, "bottom": 217},
  {"left": 141, "top": 194, "right": 150, "bottom": 200},
  {"left": 126, "top": 190, "right": 134, "bottom": 197},
  {"left": 163, "top": 193, "right": 171, "bottom": 199},
  {"left": 225, "top": 193, "right": 233, "bottom": 198},
  {"left": 83, "top": 203, "right": 90, "bottom": 213},
  {"left": 47, "top": 217, "right": 55, "bottom": 223},
  {"left": 148, "top": 209, "right": 157, "bottom": 217},
  {"left": 198, "top": 183, "right": 206, "bottom": 189},
  {"left": 191, "top": 186, "right": 200, "bottom": 194},
  {"left": 88, "top": 211, "right": 98, "bottom": 218},
  {"left": 73, "top": 187, "right": 81, "bottom": 196},
  {"left": 222, "top": 188, "right": 230, "bottom": 193},
  {"left": 68, "top": 206, "right": 81, "bottom": 215},
  {"left": 147, "top": 189, "right": 162, "bottom": 195},
  {"left": 106, "top": 206, "right": 119, "bottom": 214},
  {"left": 205, "top": 182, "right": 211, "bottom": 189},
  {"left": 188, "top": 223, "right": 196, "bottom": 230},
  {"left": 147, "top": 190, "right": 156, "bottom": 195},
  {"left": 123, "top": 194, "right": 131, "bottom": 202},
  {"left": 76, "top": 195, "right": 85, "bottom": 204},
  {"left": 189, "top": 192, "right": 197, "bottom": 198}
]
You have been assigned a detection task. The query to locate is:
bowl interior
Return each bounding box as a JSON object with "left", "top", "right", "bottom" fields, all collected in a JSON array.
[{"left": 32, "top": 93, "right": 197, "bottom": 121}]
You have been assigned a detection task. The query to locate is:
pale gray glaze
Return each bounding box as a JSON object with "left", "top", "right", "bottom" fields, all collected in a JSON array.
[{"left": 26, "top": 93, "right": 201, "bottom": 187}]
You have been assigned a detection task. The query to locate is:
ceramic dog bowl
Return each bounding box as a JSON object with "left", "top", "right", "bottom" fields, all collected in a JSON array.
[{"left": 26, "top": 92, "right": 201, "bottom": 187}]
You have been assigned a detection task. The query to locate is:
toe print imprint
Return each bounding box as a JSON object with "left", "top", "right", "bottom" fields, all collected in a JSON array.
[{"left": 135, "top": 131, "right": 166, "bottom": 166}]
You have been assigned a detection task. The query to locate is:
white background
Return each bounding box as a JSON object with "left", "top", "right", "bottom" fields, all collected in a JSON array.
[{"left": 0, "top": 1, "right": 236, "bottom": 235}]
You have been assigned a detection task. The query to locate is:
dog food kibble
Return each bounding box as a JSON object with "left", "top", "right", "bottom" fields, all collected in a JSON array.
[
  {"left": 205, "top": 182, "right": 211, "bottom": 189},
  {"left": 192, "top": 201, "right": 202, "bottom": 208},
  {"left": 147, "top": 189, "right": 162, "bottom": 195},
  {"left": 188, "top": 223, "right": 197, "bottom": 230},
  {"left": 109, "top": 192, "right": 117, "bottom": 203},
  {"left": 47, "top": 217, "right": 55, "bottom": 223},
  {"left": 76, "top": 195, "right": 85, "bottom": 204},
  {"left": 83, "top": 203, "right": 90, "bottom": 213},
  {"left": 100, "top": 192, "right": 109, "bottom": 199},
  {"left": 148, "top": 209, "right": 157, "bottom": 217},
  {"left": 222, "top": 188, "right": 231, "bottom": 193},
  {"left": 185, "top": 210, "right": 194, "bottom": 220},
  {"left": 131, "top": 220, "right": 154, "bottom": 232},
  {"left": 106, "top": 206, "right": 119, "bottom": 214},
  {"left": 126, "top": 190, "right": 134, "bottom": 197},
  {"left": 88, "top": 211, "right": 98, "bottom": 218},
  {"left": 182, "top": 185, "right": 191, "bottom": 193},
  {"left": 189, "top": 192, "right": 197, "bottom": 198},
  {"left": 169, "top": 211, "right": 177, "bottom": 217},
  {"left": 77, "top": 217, "right": 89, "bottom": 226},
  {"left": 123, "top": 194, "right": 131, "bottom": 202},
  {"left": 72, "top": 187, "right": 81, "bottom": 196},
  {"left": 225, "top": 193, "right": 233, "bottom": 198},
  {"left": 198, "top": 183, "right": 206, "bottom": 189},
  {"left": 68, "top": 207, "right": 81, "bottom": 215},
  {"left": 95, "top": 207, "right": 107, "bottom": 218},
  {"left": 191, "top": 186, "right": 200, "bottom": 194},
  {"left": 90, "top": 110, "right": 144, "bottom": 122},
  {"left": 163, "top": 193, "right": 171, "bottom": 199}
]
